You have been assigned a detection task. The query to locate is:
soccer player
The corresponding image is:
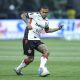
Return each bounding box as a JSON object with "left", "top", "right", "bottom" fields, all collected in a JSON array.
[{"left": 14, "top": 6, "right": 63, "bottom": 76}]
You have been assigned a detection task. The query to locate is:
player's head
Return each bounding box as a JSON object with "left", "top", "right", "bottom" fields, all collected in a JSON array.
[{"left": 40, "top": 6, "right": 49, "bottom": 19}]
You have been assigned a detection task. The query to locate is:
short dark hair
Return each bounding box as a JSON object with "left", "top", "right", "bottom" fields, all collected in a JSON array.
[{"left": 40, "top": 5, "right": 49, "bottom": 10}]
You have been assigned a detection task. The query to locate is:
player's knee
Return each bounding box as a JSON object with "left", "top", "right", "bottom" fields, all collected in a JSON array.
[
  {"left": 42, "top": 52, "right": 50, "bottom": 59},
  {"left": 43, "top": 49, "right": 49, "bottom": 56},
  {"left": 28, "top": 56, "right": 34, "bottom": 62},
  {"left": 42, "top": 46, "right": 49, "bottom": 56},
  {"left": 43, "top": 52, "right": 49, "bottom": 56}
]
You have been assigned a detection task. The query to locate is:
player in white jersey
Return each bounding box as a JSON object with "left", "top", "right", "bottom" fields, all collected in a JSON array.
[
  {"left": 14, "top": 6, "right": 63, "bottom": 76},
  {"left": 27, "top": 12, "right": 49, "bottom": 40}
]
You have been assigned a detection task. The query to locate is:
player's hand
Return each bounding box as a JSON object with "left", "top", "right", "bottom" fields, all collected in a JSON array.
[
  {"left": 58, "top": 24, "right": 64, "bottom": 30},
  {"left": 27, "top": 23, "right": 32, "bottom": 30}
]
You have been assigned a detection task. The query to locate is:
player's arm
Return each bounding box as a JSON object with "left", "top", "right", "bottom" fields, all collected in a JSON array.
[
  {"left": 45, "top": 24, "right": 63, "bottom": 33},
  {"left": 21, "top": 12, "right": 32, "bottom": 30}
]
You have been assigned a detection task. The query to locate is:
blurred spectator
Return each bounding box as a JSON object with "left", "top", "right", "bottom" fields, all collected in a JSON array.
[
  {"left": 34, "top": 0, "right": 41, "bottom": 10},
  {"left": 0, "top": 0, "right": 80, "bottom": 19},
  {"left": 53, "top": 0, "right": 67, "bottom": 18},
  {"left": 66, "top": 8, "right": 77, "bottom": 19},
  {"left": 0, "top": 0, "right": 4, "bottom": 12},
  {"left": 21, "top": 0, "right": 37, "bottom": 11},
  {"left": 7, "top": 0, "right": 23, "bottom": 19},
  {"left": 0, "top": 0, "right": 23, "bottom": 19},
  {"left": 47, "top": 12, "right": 54, "bottom": 19},
  {"left": 0, "top": 0, "right": 8, "bottom": 18},
  {"left": 67, "top": 0, "right": 80, "bottom": 19}
]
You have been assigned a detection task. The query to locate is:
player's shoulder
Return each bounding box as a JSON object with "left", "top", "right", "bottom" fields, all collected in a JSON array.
[
  {"left": 32, "top": 12, "right": 42, "bottom": 20},
  {"left": 28, "top": 12, "right": 34, "bottom": 15},
  {"left": 28, "top": 12, "right": 39, "bottom": 17},
  {"left": 33, "top": 12, "right": 40, "bottom": 16},
  {"left": 27, "top": 12, "right": 39, "bottom": 17},
  {"left": 45, "top": 18, "right": 49, "bottom": 21}
]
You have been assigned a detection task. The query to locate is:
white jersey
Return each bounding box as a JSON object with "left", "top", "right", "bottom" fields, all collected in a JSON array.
[{"left": 27, "top": 12, "right": 49, "bottom": 40}]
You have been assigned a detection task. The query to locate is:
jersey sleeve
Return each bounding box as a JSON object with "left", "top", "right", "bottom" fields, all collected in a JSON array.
[{"left": 27, "top": 12, "right": 34, "bottom": 18}]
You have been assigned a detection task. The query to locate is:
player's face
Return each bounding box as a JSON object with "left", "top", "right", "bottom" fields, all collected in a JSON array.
[{"left": 40, "top": 8, "right": 49, "bottom": 19}]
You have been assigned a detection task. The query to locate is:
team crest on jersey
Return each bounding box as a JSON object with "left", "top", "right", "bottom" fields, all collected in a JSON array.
[{"left": 28, "top": 48, "right": 32, "bottom": 53}]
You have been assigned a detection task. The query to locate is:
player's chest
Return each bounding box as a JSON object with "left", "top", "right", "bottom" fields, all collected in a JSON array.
[{"left": 32, "top": 26, "right": 43, "bottom": 34}]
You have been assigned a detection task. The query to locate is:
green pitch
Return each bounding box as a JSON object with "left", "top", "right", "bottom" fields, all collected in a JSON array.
[{"left": 0, "top": 39, "right": 80, "bottom": 80}]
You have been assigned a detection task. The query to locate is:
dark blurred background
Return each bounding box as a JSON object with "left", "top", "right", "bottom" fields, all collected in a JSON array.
[{"left": 0, "top": 0, "right": 80, "bottom": 19}]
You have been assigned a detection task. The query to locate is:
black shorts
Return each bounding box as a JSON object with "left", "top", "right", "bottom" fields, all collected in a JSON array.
[{"left": 23, "top": 39, "right": 44, "bottom": 56}]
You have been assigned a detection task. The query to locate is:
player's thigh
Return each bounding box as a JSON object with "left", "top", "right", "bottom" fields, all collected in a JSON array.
[
  {"left": 37, "top": 43, "right": 49, "bottom": 54},
  {"left": 23, "top": 39, "right": 34, "bottom": 56}
]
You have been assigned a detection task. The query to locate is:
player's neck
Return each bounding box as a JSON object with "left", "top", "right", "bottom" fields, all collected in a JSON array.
[{"left": 40, "top": 13, "right": 46, "bottom": 19}]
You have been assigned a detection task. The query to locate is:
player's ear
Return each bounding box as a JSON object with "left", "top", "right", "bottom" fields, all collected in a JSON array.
[{"left": 39, "top": 9, "right": 42, "bottom": 13}]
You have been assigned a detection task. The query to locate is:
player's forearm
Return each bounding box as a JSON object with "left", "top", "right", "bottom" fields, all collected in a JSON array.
[
  {"left": 47, "top": 25, "right": 63, "bottom": 33},
  {"left": 48, "top": 27, "right": 60, "bottom": 33},
  {"left": 21, "top": 13, "right": 28, "bottom": 24},
  {"left": 21, "top": 13, "right": 32, "bottom": 30}
]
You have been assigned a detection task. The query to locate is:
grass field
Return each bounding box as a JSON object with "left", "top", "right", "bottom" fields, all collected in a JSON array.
[{"left": 0, "top": 39, "right": 80, "bottom": 80}]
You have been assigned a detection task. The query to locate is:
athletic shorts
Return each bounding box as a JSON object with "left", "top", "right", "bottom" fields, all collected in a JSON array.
[{"left": 23, "top": 39, "right": 44, "bottom": 56}]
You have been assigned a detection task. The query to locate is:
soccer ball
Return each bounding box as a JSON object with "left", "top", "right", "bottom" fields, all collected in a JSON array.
[{"left": 38, "top": 67, "right": 50, "bottom": 77}]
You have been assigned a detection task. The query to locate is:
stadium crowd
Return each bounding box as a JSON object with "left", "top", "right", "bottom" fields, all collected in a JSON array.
[{"left": 0, "top": 0, "right": 80, "bottom": 19}]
